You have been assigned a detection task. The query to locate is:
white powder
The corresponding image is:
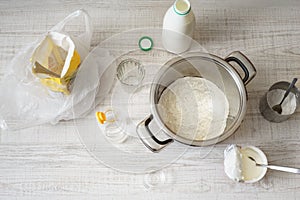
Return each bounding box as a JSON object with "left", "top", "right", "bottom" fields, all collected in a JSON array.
[
  {"left": 267, "top": 89, "right": 297, "bottom": 115},
  {"left": 158, "top": 77, "right": 229, "bottom": 141},
  {"left": 224, "top": 145, "right": 243, "bottom": 182}
]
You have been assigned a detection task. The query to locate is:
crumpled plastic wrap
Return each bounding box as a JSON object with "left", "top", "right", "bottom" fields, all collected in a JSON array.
[{"left": 0, "top": 9, "right": 115, "bottom": 130}]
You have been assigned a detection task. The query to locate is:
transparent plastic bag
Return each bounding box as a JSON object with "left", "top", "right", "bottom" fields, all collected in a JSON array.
[{"left": 0, "top": 9, "right": 112, "bottom": 130}]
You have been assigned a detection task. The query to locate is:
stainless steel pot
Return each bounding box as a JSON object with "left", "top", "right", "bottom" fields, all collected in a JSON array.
[{"left": 137, "top": 51, "right": 256, "bottom": 152}]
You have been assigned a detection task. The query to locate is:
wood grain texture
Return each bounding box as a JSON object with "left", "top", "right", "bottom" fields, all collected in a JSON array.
[{"left": 1, "top": 0, "right": 300, "bottom": 199}]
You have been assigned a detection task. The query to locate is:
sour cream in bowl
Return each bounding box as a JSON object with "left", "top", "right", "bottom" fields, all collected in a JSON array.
[{"left": 224, "top": 144, "right": 268, "bottom": 183}]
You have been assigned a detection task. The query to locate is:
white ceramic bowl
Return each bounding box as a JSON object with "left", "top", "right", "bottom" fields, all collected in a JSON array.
[
  {"left": 224, "top": 144, "right": 268, "bottom": 183},
  {"left": 242, "top": 145, "right": 268, "bottom": 183}
]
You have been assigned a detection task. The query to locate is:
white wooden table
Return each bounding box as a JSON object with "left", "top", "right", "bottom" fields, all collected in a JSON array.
[{"left": 1, "top": 0, "right": 300, "bottom": 199}]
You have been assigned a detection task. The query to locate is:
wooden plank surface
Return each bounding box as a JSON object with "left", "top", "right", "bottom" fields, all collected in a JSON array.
[{"left": 1, "top": 0, "right": 300, "bottom": 199}]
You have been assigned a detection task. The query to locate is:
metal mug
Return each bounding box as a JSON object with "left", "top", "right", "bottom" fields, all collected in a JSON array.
[{"left": 259, "top": 81, "right": 300, "bottom": 123}]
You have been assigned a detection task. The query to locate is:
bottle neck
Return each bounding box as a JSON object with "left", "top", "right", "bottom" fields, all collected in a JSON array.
[{"left": 173, "top": 0, "right": 191, "bottom": 15}]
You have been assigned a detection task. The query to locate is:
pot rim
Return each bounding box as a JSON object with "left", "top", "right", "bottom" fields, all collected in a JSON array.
[{"left": 150, "top": 52, "right": 248, "bottom": 146}]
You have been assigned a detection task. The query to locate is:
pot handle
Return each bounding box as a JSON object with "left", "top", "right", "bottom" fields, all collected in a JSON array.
[
  {"left": 225, "top": 51, "right": 257, "bottom": 85},
  {"left": 136, "top": 114, "right": 174, "bottom": 153}
]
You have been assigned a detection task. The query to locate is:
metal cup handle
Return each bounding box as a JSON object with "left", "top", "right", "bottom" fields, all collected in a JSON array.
[
  {"left": 136, "top": 114, "right": 174, "bottom": 153},
  {"left": 225, "top": 51, "right": 257, "bottom": 85}
]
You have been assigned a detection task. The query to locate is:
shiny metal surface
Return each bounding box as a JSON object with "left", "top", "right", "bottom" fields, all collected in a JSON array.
[
  {"left": 138, "top": 51, "right": 257, "bottom": 151},
  {"left": 259, "top": 81, "right": 300, "bottom": 123},
  {"left": 248, "top": 156, "right": 300, "bottom": 174}
]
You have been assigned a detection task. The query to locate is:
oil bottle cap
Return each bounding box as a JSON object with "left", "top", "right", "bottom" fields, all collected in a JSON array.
[
  {"left": 96, "top": 110, "right": 116, "bottom": 125},
  {"left": 96, "top": 112, "right": 107, "bottom": 124}
]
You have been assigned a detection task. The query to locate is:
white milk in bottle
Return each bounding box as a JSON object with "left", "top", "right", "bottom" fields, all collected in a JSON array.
[{"left": 162, "top": 0, "right": 195, "bottom": 54}]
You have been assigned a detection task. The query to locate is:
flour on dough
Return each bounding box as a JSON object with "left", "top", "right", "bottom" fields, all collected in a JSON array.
[{"left": 158, "top": 77, "right": 229, "bottom": 141}]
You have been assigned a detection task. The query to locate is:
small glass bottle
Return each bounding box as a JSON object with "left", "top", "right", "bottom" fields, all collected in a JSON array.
[{"left": 96, "top": 109, "right": 128, "bottom": 143}]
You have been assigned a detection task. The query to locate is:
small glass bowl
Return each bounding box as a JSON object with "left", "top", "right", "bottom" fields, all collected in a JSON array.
[
  {"left": 143, "top": 168, "right": 166, "bottom": 189},
  {"left": 116, "top": 58, "right": 145, "bottom": 91}
]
